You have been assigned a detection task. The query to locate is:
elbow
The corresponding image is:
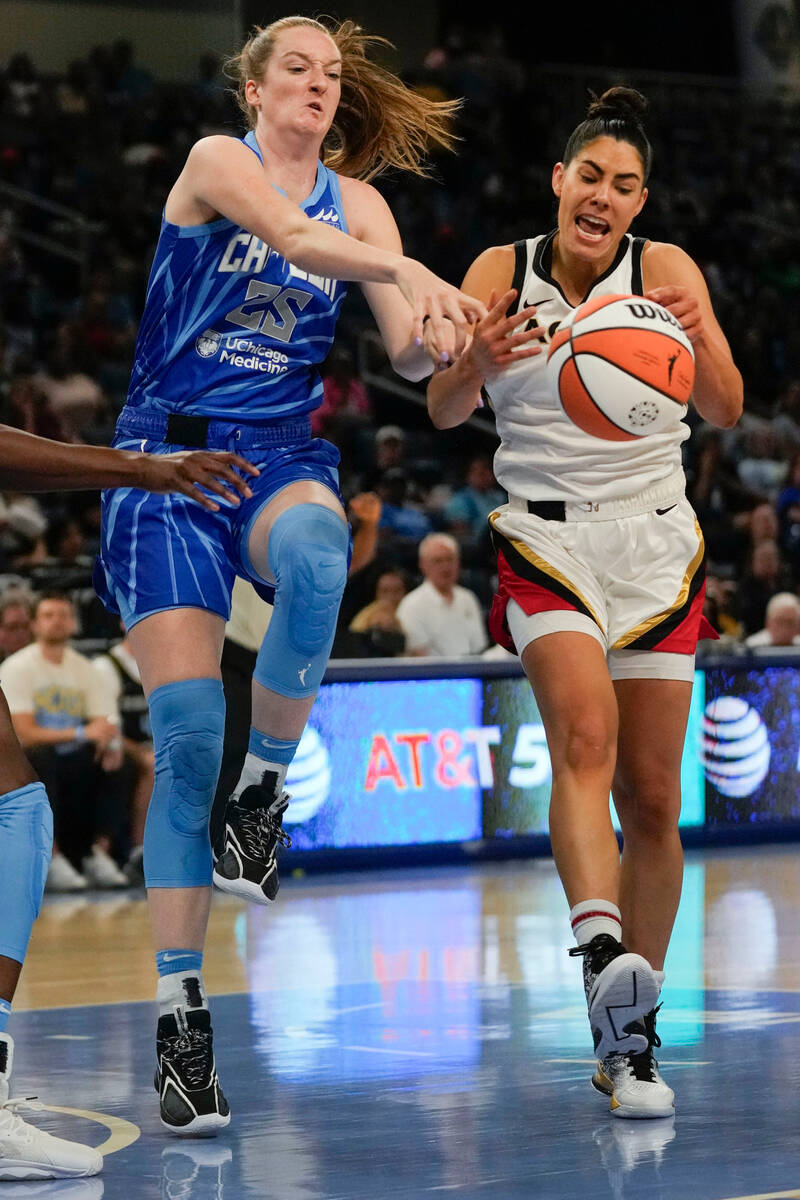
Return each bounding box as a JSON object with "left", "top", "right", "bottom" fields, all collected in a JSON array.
[
  {"left": 428, "top": 407, "right": 459, "bottom": 431},
  {"left": 394, "top": 358, "right": 432, "bottom": 384}
]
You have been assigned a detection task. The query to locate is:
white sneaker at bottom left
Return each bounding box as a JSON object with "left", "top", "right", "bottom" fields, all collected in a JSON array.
[{"left": 0, "top": 1034, "right": 103, "bottom": 1180}]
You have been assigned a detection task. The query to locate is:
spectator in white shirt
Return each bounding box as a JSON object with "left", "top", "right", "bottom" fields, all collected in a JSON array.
[
  {"left": 744, "top": 591, "right": 800, "bottom": 651},
  {"left": 396, "top": 533, "right": 487, "bottom": 657}
]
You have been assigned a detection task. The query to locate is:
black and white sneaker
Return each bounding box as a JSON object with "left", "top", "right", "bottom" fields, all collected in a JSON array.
[
  {"left": 592, "top": 1007, "right": 675, "bottom": 1119},
  {"left": 212, "top": 773, "right": 292, "bottom": 905},
  {"left": 155, "top": 1007, "right": 230, "bottom": 1136},
  {"left": 569, "top": 933, "right": 659, "bottom": 1060}
]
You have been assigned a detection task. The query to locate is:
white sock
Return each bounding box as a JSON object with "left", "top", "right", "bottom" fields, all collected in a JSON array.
[
  {"left": 232, "top": 753, "right": 286, "bottom": 803},
  {"left": 570, "top": 899, "right": 622, "bottom": 946},
  {"left": 156, "top": 972, "right": 208, "bottom": 1017},
  {"left": 654, "top": 969, "right": 665, "bottom": 994}
]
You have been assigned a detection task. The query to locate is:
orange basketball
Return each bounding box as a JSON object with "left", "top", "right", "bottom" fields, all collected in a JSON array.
[{"left": 546, "top": 293, "right": 695, "bottom": 441}]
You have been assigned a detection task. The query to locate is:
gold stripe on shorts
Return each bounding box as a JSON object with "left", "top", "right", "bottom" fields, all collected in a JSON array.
[
  {"left": 612, "top": 518, "right": 705, "bottom": 650},
  {"left": 490, "top": 514, "right": 603, "bottom": 628}
]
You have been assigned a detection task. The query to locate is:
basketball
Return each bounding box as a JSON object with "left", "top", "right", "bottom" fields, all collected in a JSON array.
[{"left": 546, "top": 293, "right": 695, "bottom": 441}]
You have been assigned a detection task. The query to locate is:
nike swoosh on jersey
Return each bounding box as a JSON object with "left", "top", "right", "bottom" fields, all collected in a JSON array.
[{"left": 655, "top": 505, "right": 677, "bottom": 516}]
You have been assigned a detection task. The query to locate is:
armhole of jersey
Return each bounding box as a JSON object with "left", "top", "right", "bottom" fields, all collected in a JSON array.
[
  {"left": 509, "top": 240, "right": 529, "bottom": 315},
  {"left": 326, "top": 168, "right": 349, "bottom": 235},
  {"left": 631, "top": 237, "right": 646, "bottom": 295}
]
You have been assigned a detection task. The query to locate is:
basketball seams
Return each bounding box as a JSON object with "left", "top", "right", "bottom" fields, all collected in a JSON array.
[
  {"left": 569, "top": 355, "right": 640, "bottom": 439},
  {"left": 570, "top": 322, "right": 692, "bottom": 353},
  {"left": 573, "top": 352, "right": 690, "bottom": 409}
]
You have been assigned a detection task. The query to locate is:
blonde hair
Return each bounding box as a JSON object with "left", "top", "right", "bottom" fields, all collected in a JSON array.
[{"left": 225, "top": 16, "right": 461, "bottom": 182}]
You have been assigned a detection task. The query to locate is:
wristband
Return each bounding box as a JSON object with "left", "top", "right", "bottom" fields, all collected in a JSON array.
[{"left": 73, "top": 725, "right": 86, "bottom": 743}]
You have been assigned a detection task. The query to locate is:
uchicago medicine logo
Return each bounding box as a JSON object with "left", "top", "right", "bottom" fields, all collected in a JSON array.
[{"left": 700, "top": 696, "right": 771, "bottom": 798}]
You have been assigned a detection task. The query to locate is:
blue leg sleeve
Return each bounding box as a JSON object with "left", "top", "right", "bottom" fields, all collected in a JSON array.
[
  {"left": 253, "top": 504, "right": 349, "bottom": 699},
  {"left": 0, "top": 782, "right": 52, "bottom": 964},
  {"left": 144, "top": 678, "right": 225, "bottom": 888}
]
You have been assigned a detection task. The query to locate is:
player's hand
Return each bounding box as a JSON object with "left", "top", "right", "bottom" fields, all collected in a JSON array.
[
  {"left": 393, "top": 257, "right": 487, "bottom": 348},
  {"left": 422, "top": 313, "right": 471, "bottom": 370},
  {"left": 135, "top": 450, "right": 260, "bottom": 511},
  {"left": 645, "top": 285, "right": 703, "bottom": 344},
  {"left": 464, "top": 289, "right": 545, "bottom": 380}
]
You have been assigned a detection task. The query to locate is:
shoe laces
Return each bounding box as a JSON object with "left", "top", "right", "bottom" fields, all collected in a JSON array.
[
  {"left": 161, "top": 1029, "right": 212, "bottom": 1089},
  {"left": 568, "top": 932, "right": 624, "bottom": 974},
  {"left": 237, "top": 793, "right": 292, "bottom": 857},
  {"left": 0, "top": 1096, "right": 44, "bottom": 1141},
  {"left": 612, "top": 1005, "right": 663, "bottom": 1083}
]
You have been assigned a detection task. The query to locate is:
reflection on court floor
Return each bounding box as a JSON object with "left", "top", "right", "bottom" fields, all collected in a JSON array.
[{"left": 10, "top": 846, "right": 800, "bottom": 1199}]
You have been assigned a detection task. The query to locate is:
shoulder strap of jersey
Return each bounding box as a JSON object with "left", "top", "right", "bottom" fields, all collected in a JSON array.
[
  {"left": 630, "top": 236, "right": 646, "bottom": 295},
  {"left": 509, "top": 240, "right": 529, "bottom": 316}
]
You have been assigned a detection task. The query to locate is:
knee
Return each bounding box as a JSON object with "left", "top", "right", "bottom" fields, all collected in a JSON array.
[
  {"left": 267, "top": 503, "right": 349, "bottom": 654},
  {"left": 614, "top": 769, "right": 681, "bottom": 840},
  {"left": 558, "top": 713, "right": 617, "bottom": 774}
]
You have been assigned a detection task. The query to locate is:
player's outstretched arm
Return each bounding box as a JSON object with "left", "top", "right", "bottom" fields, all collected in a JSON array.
[
  {"left": 178, "top": 137, "right": 486, "bottom": 344},
  {"left": 0, "top": 425, "right": 259, "bottom": 511}
]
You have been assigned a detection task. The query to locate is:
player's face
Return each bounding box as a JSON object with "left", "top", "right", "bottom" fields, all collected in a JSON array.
[
  {"left": 552, "top": 136, "right": 648, "bottom": 263},
  {"left": 249, "top": 27, "right": 342, "bottom": 142}
]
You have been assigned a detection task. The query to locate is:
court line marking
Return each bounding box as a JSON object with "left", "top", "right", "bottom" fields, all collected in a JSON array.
[
  {"left": 42, "top": 1106, "right": 141, "bottom": 1156},
  {"left": 716, "top": 1192, "right": 800, "bottom": 1199}
]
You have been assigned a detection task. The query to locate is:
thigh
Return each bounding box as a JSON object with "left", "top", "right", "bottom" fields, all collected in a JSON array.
[
  {"left": 520, "top": 630, "right": 618, "bottom": 764},
  {"left": 97, "top": 481, "right": 237, "bottom": 629},
  {"left": 127, "top": 608, "right": 226, "bottom": 696},
  {"left": 612, "top": 676, "right": 693, "bottom": 823}
]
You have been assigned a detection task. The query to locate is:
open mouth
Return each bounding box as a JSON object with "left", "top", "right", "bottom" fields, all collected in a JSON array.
[
  {"left": 307, "top": 101, "right": 323, "bottom": 113},
  {"left": 575, "top": 214, "right": 610, "bottom": 240}
]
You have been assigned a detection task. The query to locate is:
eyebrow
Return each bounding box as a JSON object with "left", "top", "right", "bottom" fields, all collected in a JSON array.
[
  {"left": 280, "top": 50, "right": 342, "bottom": 67},
  {"left": 581, "top": 158, "right": 641, "bottom": 181}
]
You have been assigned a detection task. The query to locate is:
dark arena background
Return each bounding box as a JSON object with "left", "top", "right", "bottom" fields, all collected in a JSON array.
[{"left": 2, "top": 1, "right": 800, "bottom": 1197}]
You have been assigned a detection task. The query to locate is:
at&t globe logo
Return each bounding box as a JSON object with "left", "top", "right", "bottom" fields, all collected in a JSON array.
[
  {"left": 284, "top": 725, "right": 331, "bottom": 824},
  {"left": 700, "top": 696, "right": 770, "bottom": 798}
]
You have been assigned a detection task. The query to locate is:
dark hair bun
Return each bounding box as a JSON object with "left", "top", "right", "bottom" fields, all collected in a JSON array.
[{"left": 586, "top": 86, "right": 648, "bottom": 124}]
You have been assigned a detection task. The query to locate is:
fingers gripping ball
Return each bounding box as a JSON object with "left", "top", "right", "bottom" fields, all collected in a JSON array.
[{"left": 546, "top": 294, "right": 695, "bottom": 441}]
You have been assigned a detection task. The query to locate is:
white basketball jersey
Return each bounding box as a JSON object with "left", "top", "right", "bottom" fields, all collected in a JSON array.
[{"left": 486, "top": 231, "right": 690, "bottom": 502}]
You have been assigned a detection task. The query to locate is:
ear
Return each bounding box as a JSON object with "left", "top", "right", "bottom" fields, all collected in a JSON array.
[
  {"left": 552, "top": 162, "right": 565, "bottom": 198},
  {"left": 244, "top": 78, "right": 261, "bottom": 108},
  {"left": 634, "top": 185, "right": 648, "bottom": 219}
]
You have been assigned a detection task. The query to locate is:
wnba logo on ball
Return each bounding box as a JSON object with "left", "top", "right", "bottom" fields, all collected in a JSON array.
[
  {"left": 700, "top": 696, "right": 771, "bottom": 798},
  {"left": 284, "top": 725, "right": 332, "bottom": 824}
]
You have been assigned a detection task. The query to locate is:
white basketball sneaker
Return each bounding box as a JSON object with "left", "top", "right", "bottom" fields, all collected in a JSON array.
[
  {"left": 592, "top": 1008, "right": 675, "bottom": 1119},
  {"left": 0, "top": 1034, "right": 103, "bottom": 1179}
]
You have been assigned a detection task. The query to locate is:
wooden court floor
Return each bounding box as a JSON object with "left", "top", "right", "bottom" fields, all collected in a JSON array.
[{"left": 7, "top": 845, "right": 800, "bottom": 1199}]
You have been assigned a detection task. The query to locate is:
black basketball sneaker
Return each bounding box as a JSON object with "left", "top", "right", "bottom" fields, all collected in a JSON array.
[
  {"left": 569, "top": 933, "right": 659, "bottom": 1060},
  {"left": 155, "top": 1006, "right": 230, "bottom": 1135},
  {"left": 212, "top": 772, "right": 292, "bottom": 905}
]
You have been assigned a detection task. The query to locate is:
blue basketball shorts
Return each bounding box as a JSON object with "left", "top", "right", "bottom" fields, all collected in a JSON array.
[{"left": 95, "top": 407, "right": 347, "bottom": 630}]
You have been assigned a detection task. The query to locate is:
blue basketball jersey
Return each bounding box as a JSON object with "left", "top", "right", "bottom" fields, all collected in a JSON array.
[{"left": 126, "top": 132, "right": 349, "bottom": 421}]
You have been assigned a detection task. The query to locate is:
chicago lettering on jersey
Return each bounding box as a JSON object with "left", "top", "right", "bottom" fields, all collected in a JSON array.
[{"left": 217, "top": 232, "right": 337, "bottom": 298}]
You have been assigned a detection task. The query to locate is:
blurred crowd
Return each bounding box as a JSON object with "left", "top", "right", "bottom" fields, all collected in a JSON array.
[{"left": 1, "top": 35, "right": 800, "bottom": 885}]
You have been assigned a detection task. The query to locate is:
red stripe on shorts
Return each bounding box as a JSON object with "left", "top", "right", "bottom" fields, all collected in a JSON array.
[{"left": 651, "top": 580, "right": 715, "bottom": 653}]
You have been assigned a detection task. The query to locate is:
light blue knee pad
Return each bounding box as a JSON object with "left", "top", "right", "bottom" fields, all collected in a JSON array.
[
  {"left": 254, "top": 503, "right": 349, "bottom": 699},
  {"left": 144, "top": 678, "right": 225, "bottom": 888},
  {"left": 0, "top": 782, "right": 52, "bottom": 964}
]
